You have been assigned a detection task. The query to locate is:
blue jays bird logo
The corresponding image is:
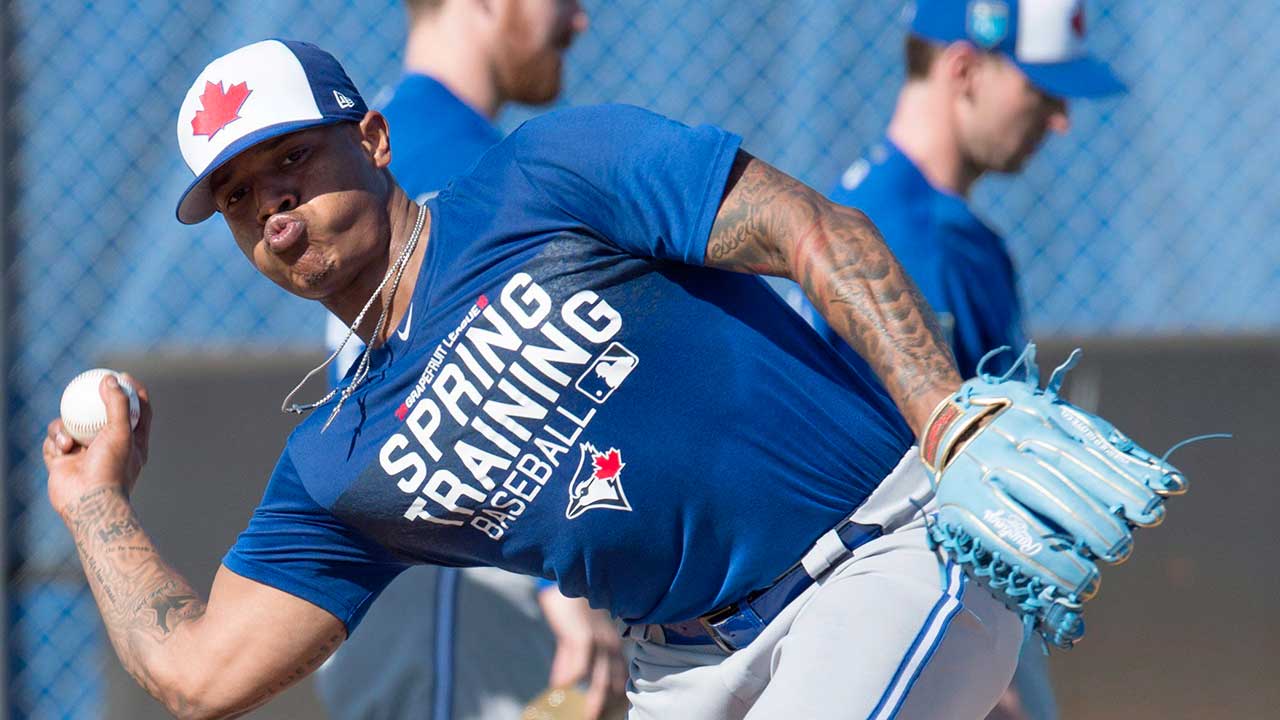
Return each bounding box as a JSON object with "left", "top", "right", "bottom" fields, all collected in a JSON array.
[{"left": 566, "top": 443, "right": 632, "bottom": 519}]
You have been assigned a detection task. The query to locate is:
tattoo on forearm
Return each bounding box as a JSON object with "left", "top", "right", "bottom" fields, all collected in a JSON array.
[
  {"left": 706, "top": 151, "right": 960, "bottom": 433},
  {"left": 63, "top": 487, "right": 209, "bottom": 711},
  {"left": 63, "top": 486, "right": 344, "bottom": 717},
  {"left": 96, "top": 516, "right": 142, "bottom": 544}
]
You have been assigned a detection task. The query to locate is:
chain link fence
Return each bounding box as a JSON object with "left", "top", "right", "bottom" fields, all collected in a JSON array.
[{"left": 3, "top": 1, "right": 1276, "bottom": 717}]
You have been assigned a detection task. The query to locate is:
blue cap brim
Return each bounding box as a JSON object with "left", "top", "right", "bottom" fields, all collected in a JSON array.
[
  {"left": 175, "top": 116, "right": 347, "bottom": 225},
  {"left": 1017, "top": 56, "right": 1127, "bottom": 99}
]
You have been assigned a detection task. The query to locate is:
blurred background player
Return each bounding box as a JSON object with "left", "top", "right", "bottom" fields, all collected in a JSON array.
[
  {"left": 780, "top": 1, "right": 1126, "bottom": 718},
  {"left": 314, "top": 2, "right": 622, "bottom": 720}
]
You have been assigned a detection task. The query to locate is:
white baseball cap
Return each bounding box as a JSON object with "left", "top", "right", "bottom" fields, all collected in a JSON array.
[
  {"left": 174, "top": 39, "right": 368, "bottom": 224},
  {"left": 910, "top": 0, "right": 1126, "bottom": 98}
]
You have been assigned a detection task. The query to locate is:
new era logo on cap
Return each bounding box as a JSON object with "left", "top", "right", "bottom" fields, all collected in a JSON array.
[
  {"left": 910, "top": 0, "right": 1125, "bottom": 99},
  {"left": 174, "top": 39, "right": 368, "bottom": 224}
]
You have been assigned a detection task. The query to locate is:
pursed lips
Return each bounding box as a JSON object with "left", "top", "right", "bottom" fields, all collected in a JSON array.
[{"left": 264, "top": 213, "right": 306, "bottom": 258}]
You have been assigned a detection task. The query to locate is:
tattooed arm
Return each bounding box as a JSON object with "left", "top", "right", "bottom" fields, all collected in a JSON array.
[
  {"left": 44, "top": 375, "right": 345, "bottom": 720},
  {"left": 705, "top": 151, "right": 961, "bottom": 435}
]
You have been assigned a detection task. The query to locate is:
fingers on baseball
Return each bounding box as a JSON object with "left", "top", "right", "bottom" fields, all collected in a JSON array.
[
  {"left": 119, "top": 372, "right": 153, "bottom": 458},
  {"left": 42, "top": 435, "right": 60, "bottom": 461},
  {"left": 45, "top": 418, "right": 77, "bottom": 454},
  {"left": 98, "top": 373, "right": 146, "bottom": 441}
]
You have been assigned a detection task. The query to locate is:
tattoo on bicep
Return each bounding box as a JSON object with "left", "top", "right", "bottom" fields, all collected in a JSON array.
[
  {"left": 705, "top": 151, "right": 958, "bottom": 426},
  {"left": 705, "top": 151, "right": 800, "bottom": 276}
]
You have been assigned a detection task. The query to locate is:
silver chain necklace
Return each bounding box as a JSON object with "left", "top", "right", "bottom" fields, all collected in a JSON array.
[{"left": 280, "top": 201, "right": 428, "bottom": 432}]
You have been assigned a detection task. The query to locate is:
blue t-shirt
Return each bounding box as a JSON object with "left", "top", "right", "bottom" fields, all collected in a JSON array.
[
  {"left": 788, "top": 140, "right": 1026, "bottom": 378},
  {"left": 384, "top": 73, "right": 503, "bottom": 202},
  {"left": 327, "top": 74, "right": 505, "bottom": 387},
  {"left": 228, "top": 105, "right": 913, "bottom": 632}
]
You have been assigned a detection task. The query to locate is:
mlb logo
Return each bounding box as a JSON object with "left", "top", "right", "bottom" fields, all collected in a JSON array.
[{"left": 575, "top": 342, "right": 638, "bottom": 404}]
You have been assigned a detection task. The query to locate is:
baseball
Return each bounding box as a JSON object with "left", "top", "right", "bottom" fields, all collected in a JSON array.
[{"left": 59, "top": 368, "right": 140, "bottom": 445}]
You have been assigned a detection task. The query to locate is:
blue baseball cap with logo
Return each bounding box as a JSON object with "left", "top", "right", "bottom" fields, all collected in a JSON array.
[
  {"left": 174, "top": 39, "right": 368, "bottom": 224},
  {"left": 909, "top": 0, "right": 1126, "bottom": 99}
]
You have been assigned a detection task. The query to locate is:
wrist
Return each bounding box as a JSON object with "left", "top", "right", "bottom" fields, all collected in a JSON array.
[
  {"left": 918, "top": 384, "right": 1007, "bottom": 477},
  {"left": 56, "top": 484, "right": 129, "bottom": 526},
  {"left": 919, "top": 391, "right": 961, "bottom": 473}
]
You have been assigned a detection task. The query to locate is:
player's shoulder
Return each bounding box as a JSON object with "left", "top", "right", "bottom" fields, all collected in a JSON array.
[
  {"left": 514, "top": 103, "right": 680, "bottom": 135},
  {"left": 505, "top": 104, "right": 717, "bottom": 159}
]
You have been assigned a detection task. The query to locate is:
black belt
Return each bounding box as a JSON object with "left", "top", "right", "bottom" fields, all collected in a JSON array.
[{"left": 654, "top": 519, "right": 883, "bottom": 653}]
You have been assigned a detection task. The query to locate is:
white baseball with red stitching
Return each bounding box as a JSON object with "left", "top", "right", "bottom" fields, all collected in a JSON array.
[{"left": 59, "top": 369, "right": 139, "bottom": 445}]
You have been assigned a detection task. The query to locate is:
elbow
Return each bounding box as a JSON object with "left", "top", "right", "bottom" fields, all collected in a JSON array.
[
  {"left": 155, "top": 686, "right": 218, "bottom": 720},
  {"left": 148, "top": 664, "right": 243, "bottom": 720},
  {"left": 167, "top": 705, "right": 220, "bottom": 720},
  {"left": 786, "top": 199, "right": 882, "bottom": 283},
  {"left": 161, "top": 692, "right": 237, "bottom": 720}
]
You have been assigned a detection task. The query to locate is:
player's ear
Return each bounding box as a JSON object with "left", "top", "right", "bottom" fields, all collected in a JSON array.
[
  {"left": 942, "top": 41, "right": 981, "bottom": 97},
  {"left": 357, "top": 110, "right": 392, "bottom": 170}
]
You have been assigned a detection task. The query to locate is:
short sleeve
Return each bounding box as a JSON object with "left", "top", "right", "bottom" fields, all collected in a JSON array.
[
  {"left": 223, "top": 450, "right": 408, "bottom": 633},
  {"left": 507, "top": 104, "right": 742, "bottom": 264}
]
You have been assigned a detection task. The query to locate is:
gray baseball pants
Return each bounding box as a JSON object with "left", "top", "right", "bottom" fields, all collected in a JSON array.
[{"left": 623, "top": 451, "right": 1023, "bottom": 720}]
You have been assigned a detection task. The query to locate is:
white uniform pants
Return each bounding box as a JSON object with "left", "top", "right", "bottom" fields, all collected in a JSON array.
[{"left": 623, "top": 451, "right": 1023, "bottom": 720}]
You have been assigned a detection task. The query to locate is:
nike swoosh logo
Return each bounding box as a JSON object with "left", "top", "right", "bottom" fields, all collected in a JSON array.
[{"left": 396, "top": 304, "right": 413, "bottom": 341}]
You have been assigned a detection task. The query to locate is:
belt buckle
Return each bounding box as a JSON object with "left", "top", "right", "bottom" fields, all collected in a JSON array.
[{"left": 698, "top": 603, "right": 742, "bottom": 653}]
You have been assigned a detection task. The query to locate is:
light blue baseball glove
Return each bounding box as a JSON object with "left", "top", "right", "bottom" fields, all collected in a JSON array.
[{"left": 920, "top": 345, "right": 1195, "bottom": 649}]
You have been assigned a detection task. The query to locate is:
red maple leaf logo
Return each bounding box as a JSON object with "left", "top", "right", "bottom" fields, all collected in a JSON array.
[
  {"left": 1071, "top": 5, "right": 1086, "bottom": 37},
  {"left": 592, "top": 449, "right": 623, "bottom": 481},
  {"left": 191, "top": 80, "right": 251, "bottom": 139}
]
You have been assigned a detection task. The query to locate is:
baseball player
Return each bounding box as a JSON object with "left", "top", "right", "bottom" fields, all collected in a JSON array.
[
  {"left": 43, "top": 38, "right": 1187, "bottom": 720},
  {"left": 313, "top": 3, "right": 618, "bottom": 719},
  {"left": 791, "top": 0, "right": 1121, "bottom": 377},
  {"left": 783, "top": 4, "right": 1124, "bottom": 716}
]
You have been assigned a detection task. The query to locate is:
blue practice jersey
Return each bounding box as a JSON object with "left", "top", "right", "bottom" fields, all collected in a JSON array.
[
  {"left": 790, "top": 141, "right": 1026, "bottom": 378},
  {"left": 384, "top": 74, "right": 503, "bottom": 203},
  {"left": 327, "top": 75, "right": 504, "bottom": 387},
  {"left": 229, "top": 105, "right": 912, "bottom": 633}
]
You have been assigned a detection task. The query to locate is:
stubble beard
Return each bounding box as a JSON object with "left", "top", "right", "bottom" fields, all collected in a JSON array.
[{"left": 502, "top": 52, "right": 563, "bottom": 106}]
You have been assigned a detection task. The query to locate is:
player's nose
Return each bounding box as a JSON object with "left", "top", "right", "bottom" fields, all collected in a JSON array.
[
  {"left": 255, "top": 182, "right": 300, "bottom": 225},
  {"left": 1048, "top": 99, "right": 1071, "bottom": 135},
  {"left": 569, "top": 0, "right": 589, "bottom": 34}
]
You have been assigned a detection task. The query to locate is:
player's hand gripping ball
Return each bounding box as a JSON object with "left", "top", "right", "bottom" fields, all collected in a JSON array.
[
  {"left": 920, "top": 345, "right": 1188, "bottom": 649},
  {"left": 60, "top": 369, "right": 140, "bottom": 445}
]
